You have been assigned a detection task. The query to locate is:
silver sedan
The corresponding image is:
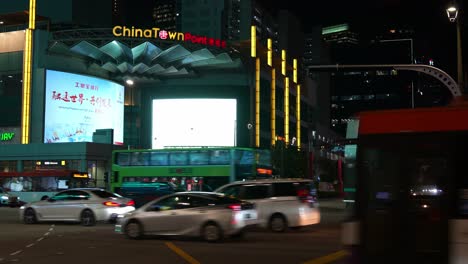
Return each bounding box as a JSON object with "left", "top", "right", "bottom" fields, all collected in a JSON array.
[
  {"left": 115, "top": 192, "right": 258, "bottom": 242},
  {"left": 19, "top": 188, "right": 135, "bottom": 226}
]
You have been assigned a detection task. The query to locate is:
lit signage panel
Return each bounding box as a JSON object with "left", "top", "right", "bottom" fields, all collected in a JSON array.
[
  {"left": 44, "top": 70, "right": 124, "bottom": 145},
  {"left": 0, "top": 127, "right": 20, "bottom": 144},
  {"left": 0, "top": 31, "right": 25, "bottom": 52},
  {"left": 152, "top": 99, "right": 236, "bottom": 149},
  {"left": 112, "top": 26, "right": 227, "bottom": 48}
]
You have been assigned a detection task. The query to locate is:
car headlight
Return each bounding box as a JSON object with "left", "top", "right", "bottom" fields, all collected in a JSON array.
[
  {"left": 20, "top": 205, "right": 25, "bottom": 209},
  {"left": 1, "top": 195, "right": 8, "bottom": 200}
]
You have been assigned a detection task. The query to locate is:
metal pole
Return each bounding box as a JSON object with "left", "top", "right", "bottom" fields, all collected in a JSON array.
[
  {"left": 456, "top": 18, "right": 464, "bottom": 94},
  {"left": 410, "top": 39, "right": 415, "bottom": 108}
]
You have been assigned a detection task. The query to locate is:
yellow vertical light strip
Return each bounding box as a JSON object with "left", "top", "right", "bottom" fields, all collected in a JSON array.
[
  {"left": 296, "top": 84, "right": 301, "bottom": 150},
  {"left": 271, "top": 68, "right": 276, "bottom": 146},
  {"left": 21, "top": 0, "right": 36, "bottom": 144},
  {"left": 293, "top": 59, "right": 297, "bottom": 83},
  {"left": 267, "top": 38, "right": 272, "bottom": 66},
  {"left": 251, "top": 26, "right": 256, "bottom": 57},
  {"left": 30, "top": 0, "right": 36, "bottom": 29},
  {"left": 284, "top": 77, "right": 289, "bottom": 145},
  {"left": 21, "top": 30, "right": 31, "bottom": 144},
  {"left": 255, "top": 58, "right": 260, "bottom": 148},
  {"left": 281, "top": 50, "right": 286, "bottom": 75}
]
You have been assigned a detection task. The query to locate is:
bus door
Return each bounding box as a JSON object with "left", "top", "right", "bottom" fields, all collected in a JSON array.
[{"left": 358, "top": 134, "right": 450, "bottom": 263}]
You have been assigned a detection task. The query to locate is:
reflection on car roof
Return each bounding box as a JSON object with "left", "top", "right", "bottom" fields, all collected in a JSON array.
[{"left": 232, "top": 178, "right": 313, "bottom": 184}]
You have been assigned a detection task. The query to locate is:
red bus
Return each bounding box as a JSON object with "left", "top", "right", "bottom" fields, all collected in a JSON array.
[{"left": 342, "top": 101, "right": 468, "bottom": 264}]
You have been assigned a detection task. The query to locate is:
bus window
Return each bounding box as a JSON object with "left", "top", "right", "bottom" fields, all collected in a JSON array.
[
  {"left": 209, "top": 150, "right": 230, "bottom": 165},
  {"left": 117, "top": 152, "right": 130, "bottom": 166},
  {"left": 150, "top": 152, "right": 169, "bottom": 166},
  {"left": 169, "top": 151, "right": 188, "bottom": 165},
  {"left": 189, "top": 151, "right": 210, "bottom": 165}
]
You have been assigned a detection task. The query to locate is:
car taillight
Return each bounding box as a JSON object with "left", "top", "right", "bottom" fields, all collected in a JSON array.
[
  {"left": 126, "top": 200, "right": 135, "bottom": 207},
  {"left": 297, "top": 189, "right": 316, "bottom": 204},
  {"left": 227, "top": 204, "right": 241, "bottom": 211},
  {"left": 103, "top": 201, "right": 120, "bottom": 207}
]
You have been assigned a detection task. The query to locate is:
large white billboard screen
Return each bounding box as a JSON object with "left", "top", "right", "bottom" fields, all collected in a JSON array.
[
  {"left": 44, "top": 70, "right": 124, "bottom": 144},
  {"left": 152, "top": 99, "right": 236, "bottom": 149}
]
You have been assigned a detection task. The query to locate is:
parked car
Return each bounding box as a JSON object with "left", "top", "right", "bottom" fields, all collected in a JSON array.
[
  {"left": 19, "top": 188, "right": 135, "bottom": 226},
  {"left": 0, "top": 187, "right": 22, "bottom": 207},
  {"left": 214, "top": 178, "right": 320, "bottom": 232},
  {"left": 115, "top": 191, "right": 258, "bottom": 242}
]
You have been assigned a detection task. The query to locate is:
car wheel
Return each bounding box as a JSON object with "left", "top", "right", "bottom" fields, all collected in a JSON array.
[
  {"left": 269, "top": 214, "right": 287, "bottom": 232},
  {"left": 202, "top": 222, "right": 223, "bottom": 242},
  {"left": 124, "top": 220, "right": 143, "bottom": 239},
  {"left": 23, "top": 208, "right": 37, "bottom": 224},
  {"left": 80, "top": 209, "right": 96, "bottom": 226}
]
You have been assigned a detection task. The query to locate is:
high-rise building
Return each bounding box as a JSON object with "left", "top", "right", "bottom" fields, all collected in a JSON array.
[
  {"left": 0, "top": 0, "right": 113, "bottom": 28},
  {"left": 152, "top": 0, "right": 179, "bottom": 31},
  {"left": 179, "top": 0, "right": 224, "bottom": 38},
  {"left": 112, "top": 0, "right": 126, "bottom": 25},
  {"left": 223, "top": 0, "right": 276, "bottom": 42},
  {"left": 306, "top": 23, "right": 452, "bottom": 136}
]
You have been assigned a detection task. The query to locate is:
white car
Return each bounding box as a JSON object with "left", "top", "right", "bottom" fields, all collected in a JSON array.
[
  {"left": 0, "top": 187, "right": 21, "bottom": 207},
  {"left": 19, "top": 188, "right": 135, "bottom": 226},
  {"left": 115, "top": 191, "right": 258, "bottom": 242},
  {"left": 215, "top": 178, "right": 321, "bottom": 232}
]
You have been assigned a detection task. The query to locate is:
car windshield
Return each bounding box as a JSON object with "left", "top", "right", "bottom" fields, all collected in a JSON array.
[{"left": 91, "top": 190, "right": 122, "bottom": 198}]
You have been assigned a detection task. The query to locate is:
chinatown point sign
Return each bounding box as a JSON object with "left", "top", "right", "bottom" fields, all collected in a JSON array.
[{"left": 112, "top": 26, "right": 227, "bottom": 48}]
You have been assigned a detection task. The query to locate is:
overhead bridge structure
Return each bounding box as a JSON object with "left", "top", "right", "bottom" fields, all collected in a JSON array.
[{"left": 307, "top": 64, "right": 461, "bottom": 99}]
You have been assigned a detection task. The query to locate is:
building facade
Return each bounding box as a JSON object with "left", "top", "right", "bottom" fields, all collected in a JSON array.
[{"left": 0, "top": 0, "right": 320, "bottom": 190}]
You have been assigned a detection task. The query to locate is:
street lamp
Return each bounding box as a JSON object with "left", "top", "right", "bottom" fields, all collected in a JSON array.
[{"left": 446, "top": 3, "right": 464, "bottom": 94}]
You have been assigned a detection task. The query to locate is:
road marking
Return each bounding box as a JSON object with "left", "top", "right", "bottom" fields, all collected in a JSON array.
[
  {"left": 302, "top": 250, "right": 349, "bottom": 264},
  {"left": 10, "top": 250, "right": 22, "bottom": 256},
  {"left": 165, "top": 242, "right": 201, "bottom": 264},
  {"left": 26, "top": 243, "right": 34, "bottom": 248},
  {"left": 36, "top": 237, "right": 44, "bottom": 242},
  {"left": 0, "top": 257, "right": 4, "bottom": 262},
  {"left": 44, "top": 232, "right": 50, "bottom": 236}
]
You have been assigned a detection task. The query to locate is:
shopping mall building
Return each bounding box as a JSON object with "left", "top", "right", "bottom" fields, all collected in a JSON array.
[{"left": 0, "top": 4, "right": 320, "bottom": 189}]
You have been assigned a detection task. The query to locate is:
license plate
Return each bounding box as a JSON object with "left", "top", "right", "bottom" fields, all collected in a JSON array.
[{"left": 245, "top": 213, "right": 251, "bottom": 219}]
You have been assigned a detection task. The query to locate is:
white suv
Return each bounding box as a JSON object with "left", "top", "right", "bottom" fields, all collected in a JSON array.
[{"left": 214, "top": 178, "right": 320, "bottom": 232}]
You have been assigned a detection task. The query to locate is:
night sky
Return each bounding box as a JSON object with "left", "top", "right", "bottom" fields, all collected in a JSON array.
[
  {"left": 258, "top": 0, "right": 461, "bottom": 80},
  {"left": 127, "top": 0, "right": 462, "bottom": 79}
]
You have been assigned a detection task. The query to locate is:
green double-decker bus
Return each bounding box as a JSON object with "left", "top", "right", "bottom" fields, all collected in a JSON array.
[{"left": 110, "top": 147, "right": 273, "bottom": 194}]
